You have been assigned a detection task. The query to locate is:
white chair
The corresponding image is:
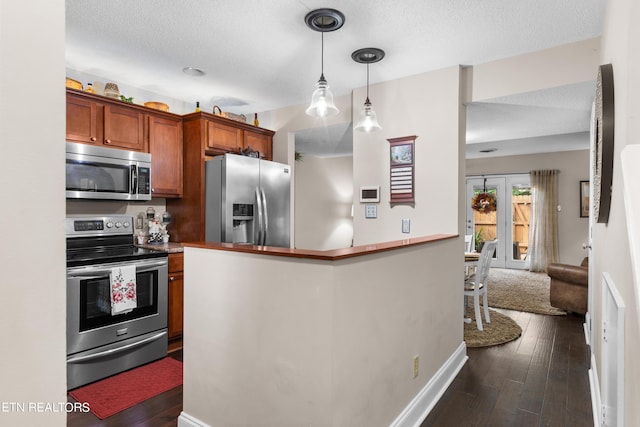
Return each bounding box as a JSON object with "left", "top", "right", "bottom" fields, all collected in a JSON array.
[
  {"left": 464, "top": 234, "right": 474, "bottom": 252},
  {"left": 464, "top": 239, "right": 498, "bottom": 331}
]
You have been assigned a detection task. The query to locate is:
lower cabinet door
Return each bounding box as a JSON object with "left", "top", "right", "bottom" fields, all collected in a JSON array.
[{"left": 168, "top": 271, "right": 184, "bottom": 340}]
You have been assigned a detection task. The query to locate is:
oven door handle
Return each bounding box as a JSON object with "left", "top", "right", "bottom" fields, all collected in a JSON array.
[
  {"left": 66, "top": 330, "right": 167, "bottom": 364},
  {"left": 67, "top": 259, "right": 167, "bottom": 277}
]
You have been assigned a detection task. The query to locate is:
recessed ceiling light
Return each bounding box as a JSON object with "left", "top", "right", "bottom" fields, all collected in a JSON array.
[
  {"left": 183, "top": 67, "right": 205, "bottom": 76},
  {"left": 479, "top": 148, "right": 497, "bottom": 153}
]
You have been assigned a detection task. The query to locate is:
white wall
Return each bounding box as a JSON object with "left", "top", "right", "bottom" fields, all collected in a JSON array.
[
  {"left": 66, "top": 68, "right": 194, "bottom": 115},
  {"left": 352, "top": 66, "right": 464, "bottom": 245},
  {"left": 469, "top": 38, "right": 600, "bottom": 102},
  {"left": 466, "top": 150, "right": 590, "bottom": 265},
  {"left": 593, "top": 0, "right": 640, "bottom": 424},
  {"left": 294, "top": 156, "right": 353, "bottom": 250},
  {"left": 0, "top": 1, "right": 67, "bottom": 425},
  {"left": 181, "top": 238, "right": 462, "bottom": 426}
]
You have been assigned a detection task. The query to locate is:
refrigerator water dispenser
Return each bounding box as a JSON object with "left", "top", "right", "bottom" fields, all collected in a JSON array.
[{"left": 232, "top": 203, "right": 254, "bottom": 244}]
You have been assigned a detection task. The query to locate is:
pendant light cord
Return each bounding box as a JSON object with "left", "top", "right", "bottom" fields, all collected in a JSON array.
[
  {"left": 366, "top": 63, "right": 370, "bottom": 101},
  {"left": 320, "top": 32, "right": 325, "bottom": 79}
]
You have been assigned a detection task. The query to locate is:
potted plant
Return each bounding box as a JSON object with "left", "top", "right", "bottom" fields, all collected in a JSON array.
[{"left": 474, "top": 228, "right": 484, "bottom": 253}]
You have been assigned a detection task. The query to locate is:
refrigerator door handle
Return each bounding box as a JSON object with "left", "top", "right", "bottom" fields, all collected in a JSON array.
[
  {"left": 261, "top": 188, "right": 268, "bottom": 245},
  {"left": 255, "top": 187, "right": 264, "bottom": 245}
]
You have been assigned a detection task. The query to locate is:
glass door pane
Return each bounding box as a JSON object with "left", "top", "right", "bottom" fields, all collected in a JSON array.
[
  {"left": 506, "top": 175, "right": 531, "bottom": 269},
  {"left": 467, "top": 175, "right": 530, "bottom": 269},
  {"left": 466, "top": 177, "right": 505, "bottom": 267}
]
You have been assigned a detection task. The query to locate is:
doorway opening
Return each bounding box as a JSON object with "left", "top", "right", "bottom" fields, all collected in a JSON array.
[{"left": 466, "top": 174, "right": 531, "bottom": 269}]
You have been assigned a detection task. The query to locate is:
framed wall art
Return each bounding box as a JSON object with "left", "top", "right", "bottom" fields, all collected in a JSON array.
[
  {"left": 388, "top": 135, "right": 416, "bottom": 206},
  {"left": 580, "top": 180, "right": 590, "bottom": 218}
]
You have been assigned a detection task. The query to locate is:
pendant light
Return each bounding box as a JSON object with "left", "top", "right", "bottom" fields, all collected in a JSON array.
[
  {"left": 352, "top": 47, "right": 385, "bottom": 133},
  {"left": 304, "top": 8, "right": 345, "bottom": 118}
]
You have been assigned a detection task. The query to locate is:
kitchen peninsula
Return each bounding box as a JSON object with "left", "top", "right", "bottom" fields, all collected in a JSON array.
[{"left": 179, "top": 234, "right": 466, "bottom": 427}]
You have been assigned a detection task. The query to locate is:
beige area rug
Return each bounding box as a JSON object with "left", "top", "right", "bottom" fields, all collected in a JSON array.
[
  {"left": 464, "top": 308, "right": 522, "bottom": 348},
  {"left": 486, "top": 268, "right": 566, "bottom": 315}
]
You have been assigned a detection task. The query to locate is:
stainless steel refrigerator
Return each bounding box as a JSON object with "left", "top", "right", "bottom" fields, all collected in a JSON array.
[{"left": 205, "top": 154, "right": 291, "bottom": 248}]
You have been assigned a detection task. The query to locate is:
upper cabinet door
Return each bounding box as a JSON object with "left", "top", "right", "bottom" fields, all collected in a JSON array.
[
  {"left": 206, "top": 120, "right": 242, "bottom": 153},
  {"left": 66, "top": 94, "right": 104, "bottom": 145},
  {"left": 103, "top": 104, "right": 146, "bottom": 151},
  {"left": 244, "top": 131, "right": 272, "bottom": 160},
  {"left": 148, "top": 114, "right": 183, "bottom": 198}
]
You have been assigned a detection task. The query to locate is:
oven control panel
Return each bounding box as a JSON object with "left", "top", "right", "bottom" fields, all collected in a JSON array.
[{"left": 66, "top": 216, "right": 133, "bottom": 237}]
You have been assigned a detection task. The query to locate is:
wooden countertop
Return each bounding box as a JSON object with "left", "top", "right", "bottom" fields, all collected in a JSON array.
[{"left": 183, "top": 234, "right": 457, "bottom": 261}]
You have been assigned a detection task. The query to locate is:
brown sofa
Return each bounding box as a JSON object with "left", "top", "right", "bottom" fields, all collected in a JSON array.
[{"left": 547, "top": 258, "right": 588, "bottom": 314}]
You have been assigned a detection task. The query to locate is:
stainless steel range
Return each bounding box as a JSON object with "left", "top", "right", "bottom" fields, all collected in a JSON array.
[{"left": 66, "top": 215, "right": 168, "bottom": 390}]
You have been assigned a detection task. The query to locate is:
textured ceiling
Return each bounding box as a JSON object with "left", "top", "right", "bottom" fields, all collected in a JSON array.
[{"left": 65, "top": 0, "right": 606, "bottom": 157}]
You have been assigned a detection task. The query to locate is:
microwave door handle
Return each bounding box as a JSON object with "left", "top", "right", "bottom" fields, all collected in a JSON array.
[
  {"left": 131, "top": 164, "right": 138, "bottom": 195},
  {"left": 261, "top": 188, "right": 268, "bottom": 246},
  {"left": 255, "top": 187, "right": 263, "bottom": 245}
]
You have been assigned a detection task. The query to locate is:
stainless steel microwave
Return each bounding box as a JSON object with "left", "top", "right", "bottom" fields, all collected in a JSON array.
[{"left": 66, "top": 142, "right": 152, "bottom": 201}]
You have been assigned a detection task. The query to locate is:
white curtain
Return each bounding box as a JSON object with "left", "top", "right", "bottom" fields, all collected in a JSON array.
[{"left": 528, "top": 170, "right": 559, "bottom": 272}]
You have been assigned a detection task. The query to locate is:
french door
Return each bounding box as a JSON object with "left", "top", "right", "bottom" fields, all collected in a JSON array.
[{"left": 466, "top": 174, "right": 531, "bottom": 269}]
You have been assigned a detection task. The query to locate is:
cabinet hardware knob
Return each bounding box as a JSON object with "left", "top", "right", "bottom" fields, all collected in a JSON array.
[
  {"left": 170, "top": 276, "right": 175, "bottom": 281},
  {"left": 105, "top": 139, "right": 111, "bottom": 144},
  {"left": 90, "top": 137, "right": 97, "bottom": 142}
]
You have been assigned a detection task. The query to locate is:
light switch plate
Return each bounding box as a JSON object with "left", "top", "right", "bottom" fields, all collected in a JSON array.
[
  {"left": 365, "top": 204, "right": 377, "bottom": 219},
  {"left": 402, "top": 219, "right": 410, "bottom": 233}
]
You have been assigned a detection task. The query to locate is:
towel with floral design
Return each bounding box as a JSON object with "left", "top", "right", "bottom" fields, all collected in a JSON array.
[{"left": 110, "top": 265, "right": 137, "bottom": 315}]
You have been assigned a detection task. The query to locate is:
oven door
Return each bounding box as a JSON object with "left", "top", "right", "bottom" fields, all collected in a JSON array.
[{"left": 66, "top": 258, "right": 168, "bottom": 356}]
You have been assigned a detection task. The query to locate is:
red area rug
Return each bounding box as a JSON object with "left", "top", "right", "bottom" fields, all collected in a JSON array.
[{"left": 69, "top": 357, "right": 183, "bottom": 419}]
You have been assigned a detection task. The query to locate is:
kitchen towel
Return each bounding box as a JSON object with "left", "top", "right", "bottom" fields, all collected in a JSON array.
[{"left": 110, "top": 265, "right": 137, "bottom": 315}]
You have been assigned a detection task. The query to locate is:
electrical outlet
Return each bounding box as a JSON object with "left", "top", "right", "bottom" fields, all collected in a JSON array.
[
  {"left": 413, "top": 355, "right": 419, "bottom": 378},
  {"left": 402, "top": 219, "right": 411, "bottom": 233}
]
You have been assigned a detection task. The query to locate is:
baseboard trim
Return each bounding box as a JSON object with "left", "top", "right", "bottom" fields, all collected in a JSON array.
[
  {"left": 178, "top": 411, "right": 211, "bottom": 427},
  {"left": 589, "top": 352, "right": 601, "bottom": 427},
  {"left": 178, "top": 343, "right": 468, "bottom": 427},
  {"left": 389, "top": 341, "right": 468, "bottom": 427}
]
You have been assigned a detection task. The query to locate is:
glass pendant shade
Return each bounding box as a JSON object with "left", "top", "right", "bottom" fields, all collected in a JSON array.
[
  {"left": 354, "top": 98, "right": 381, "bottom": 133},
  {"left": 306, "top": 75, "right": 339, "bottom": 118}
]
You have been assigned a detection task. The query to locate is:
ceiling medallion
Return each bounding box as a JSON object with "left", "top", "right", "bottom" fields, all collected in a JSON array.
[
  {"left": 304, "top": 8, "right": 345, "bottom": 32},
  {"left": 351, "top": 48, "right": 385, "bottom": 64},
  {"left": 593, "top": 63, "right": 615, "bottom": 224}
]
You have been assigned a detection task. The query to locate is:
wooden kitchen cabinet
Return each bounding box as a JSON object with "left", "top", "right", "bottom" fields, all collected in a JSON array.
[
  {"left": 148, "top": 114, "right": 183, "bottom": 198},
  {"left": 206, "top": 119, "right": 243, "bottom": 153},
  {"left": 66, "top": 94, "right": 104, "bottom": 144},
  {"left": 244, "top": 130, "right": 272, "bottom": 160},
  {"left": 103, "top": 103, "right": 146, "bottom": 151},
  {"left": 66, "top": 90, "right": 146, "bottom": 151},
  {"left": 167, "top": 112, "right": 275, "bottom": 242},
  {"left": 168, "top": 252, "right": 184, "bottom": 351}
]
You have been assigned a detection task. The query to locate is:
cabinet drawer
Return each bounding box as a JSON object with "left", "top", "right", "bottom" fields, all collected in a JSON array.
[{"left": 168, "top": 252, "right": 184, "bottom": 273}]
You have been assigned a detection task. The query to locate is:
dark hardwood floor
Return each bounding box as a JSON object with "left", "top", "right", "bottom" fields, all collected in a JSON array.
[
  {"left": 422, "top": 309, "right": 593, "bottom": 427},
  {"left": 67, "top": 310, "right": 592, "bottom": 427}
]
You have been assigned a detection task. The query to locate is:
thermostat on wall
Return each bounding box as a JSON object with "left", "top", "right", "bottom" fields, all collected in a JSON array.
[{"left": 360, "top": 186, "right": 380, "bottom": 203}]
